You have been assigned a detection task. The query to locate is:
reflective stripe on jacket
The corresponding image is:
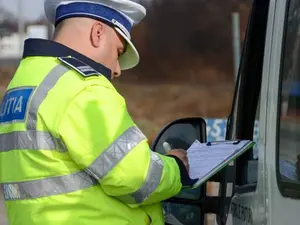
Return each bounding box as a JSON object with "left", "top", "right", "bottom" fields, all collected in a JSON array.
[{"left": 0, "top": 55, "right": 182, "bottom": 225}]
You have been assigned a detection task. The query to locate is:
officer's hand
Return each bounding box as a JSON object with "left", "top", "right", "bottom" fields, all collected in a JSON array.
[{"left": 167, "top": 149, "right": 189, "bottom": 172}]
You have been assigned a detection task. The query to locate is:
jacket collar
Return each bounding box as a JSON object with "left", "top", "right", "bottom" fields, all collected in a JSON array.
[{"left": 22, "top": 38, "right": 111, "bottom": 80}]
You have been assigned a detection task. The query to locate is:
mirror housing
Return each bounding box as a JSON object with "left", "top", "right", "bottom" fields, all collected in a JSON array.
[
  {"left": 151, "top": 117, "right": 207, "bottom": 225},
  {"left": 152, "top": 117, "right": 207, "bottom": 153},
  {"left": 151, "top": 117, "right": 233, "bottom": 225}
]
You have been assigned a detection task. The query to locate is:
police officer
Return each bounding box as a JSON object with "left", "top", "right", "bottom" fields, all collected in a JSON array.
[{"left": 0, "top": 0, "right": 196, "bottom": 224}]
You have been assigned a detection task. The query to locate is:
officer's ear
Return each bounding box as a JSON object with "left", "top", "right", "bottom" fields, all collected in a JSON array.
[{"left": 91, "top": 21, "right": 105, "bottom": 48}]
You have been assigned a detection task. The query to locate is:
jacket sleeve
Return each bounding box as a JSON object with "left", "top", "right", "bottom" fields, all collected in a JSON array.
[{"left": 58, "top": 84, "right": 183, "bottom": 207}]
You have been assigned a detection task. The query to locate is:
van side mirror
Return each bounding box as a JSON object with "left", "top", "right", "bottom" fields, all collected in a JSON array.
[
  {"left": 151, "top": 117, "right": 207, "bottom": 225},
  {"left": 152, "top": 117, "right": 207, "bottom": 154},
  {"left": 151, "top": 117, "right": 234, "bottom": 225}
]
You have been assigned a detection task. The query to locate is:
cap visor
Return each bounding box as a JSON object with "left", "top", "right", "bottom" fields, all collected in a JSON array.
[{"left": 115, "top": 27, "right": 139, "bottom": 70}]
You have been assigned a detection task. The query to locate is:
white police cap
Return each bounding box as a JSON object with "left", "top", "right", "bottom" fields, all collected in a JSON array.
[{"left": 44, "top": 0, "right": 146, "bottom": 70}]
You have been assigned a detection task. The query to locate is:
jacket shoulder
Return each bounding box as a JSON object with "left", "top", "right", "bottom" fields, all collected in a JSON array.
[{"left": 57, "top": 56, "right": 101, "bottom": 78}]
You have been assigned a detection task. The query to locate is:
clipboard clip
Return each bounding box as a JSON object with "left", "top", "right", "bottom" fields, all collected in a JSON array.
[{"left": 206, "top": 140, "right": 241, "bottom": 146}]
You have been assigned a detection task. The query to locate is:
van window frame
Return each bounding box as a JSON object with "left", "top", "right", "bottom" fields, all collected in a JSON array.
[
  {"left": 226, "top": 0, "right": 270, "bottom": 194},
  {"left": 276, "top": 0, "right": 300, "bottom": 199}
]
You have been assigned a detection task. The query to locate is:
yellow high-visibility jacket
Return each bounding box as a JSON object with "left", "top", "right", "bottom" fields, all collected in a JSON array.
[{"left": 0, "top": 39, "right": 185, "bottom": 225}]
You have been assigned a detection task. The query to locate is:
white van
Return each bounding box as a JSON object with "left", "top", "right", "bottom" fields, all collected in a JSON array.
[
  {"left": 151, "top": 0, "right": 300, "bottom": 224},
  {"left": 1, "top": 0, "right": 299, "bottom": 224}
]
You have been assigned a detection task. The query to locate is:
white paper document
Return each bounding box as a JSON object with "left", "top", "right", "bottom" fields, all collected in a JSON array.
[{"left": 187, "top": 140, "right": 254, "bottom": 187}]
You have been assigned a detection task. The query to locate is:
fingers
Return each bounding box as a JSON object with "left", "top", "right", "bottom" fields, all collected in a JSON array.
[
  {"left": 181, "top": 152, "right": 189, "bottom": 173},
  {"left": 167, "top": 149, "right": 189, "bottom": 172},
  {"left": 182, "top": 159, "right": 189, "bottom": 173}
]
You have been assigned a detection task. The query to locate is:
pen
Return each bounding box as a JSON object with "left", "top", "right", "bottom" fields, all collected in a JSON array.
[
  {"left": 206, "top": 140, "right": 241, "bottom": 146},
  {"left": 163, "top": 142, "right": 172, "bottom": 154}
]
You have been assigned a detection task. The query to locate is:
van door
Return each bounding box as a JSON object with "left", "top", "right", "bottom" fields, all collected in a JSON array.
[
  {"left": 229, "top": 0, "right": 300, "bottom": 224},
  {"left": 221, "top": 0, "right": 272, "bottom": 224},
  {"left": 265, "top": 0, "right": 300, "bottom": 223}
]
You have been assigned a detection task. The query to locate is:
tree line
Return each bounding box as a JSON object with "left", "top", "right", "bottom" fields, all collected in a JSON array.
[{"left": 123, "top": 0, "right": 252, "bottom": 83}]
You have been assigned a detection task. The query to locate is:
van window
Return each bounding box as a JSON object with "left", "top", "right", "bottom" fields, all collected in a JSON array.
[{"left": 277, "top": 0, "right": 300, "bottom": 197}]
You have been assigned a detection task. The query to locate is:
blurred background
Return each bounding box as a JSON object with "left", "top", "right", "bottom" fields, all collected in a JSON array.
[{"left": 0, "top": 0, "right": 253, "bottom": 224}]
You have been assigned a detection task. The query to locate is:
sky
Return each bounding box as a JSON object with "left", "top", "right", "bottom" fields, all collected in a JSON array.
[{"left": 1, "top": 0, "right": 44, "bottom": 21}]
